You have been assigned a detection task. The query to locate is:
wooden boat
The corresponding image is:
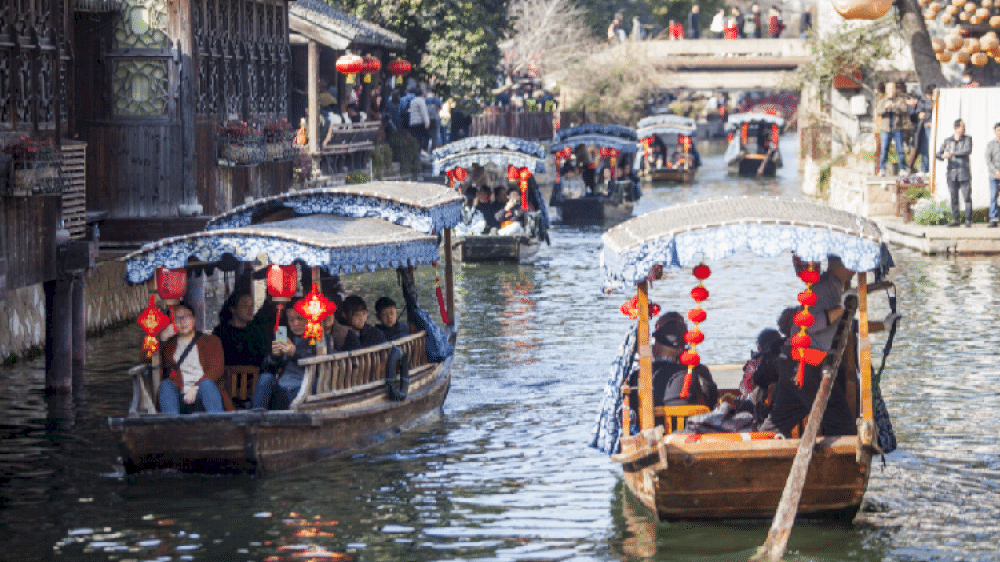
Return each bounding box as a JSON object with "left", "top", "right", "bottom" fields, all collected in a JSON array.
[
  {"left": 636, "top": 115, "right": 700, "bottom": 183},
  {"left": 593, "top": 196, "right": 897, "bottom": 520},
  {"left": 431, "top": 136, "right": 549, "bottom": 263},
  {"left": 550, "top": 124, "right": 641, "bottom": 223},
  {"left": 724, "top": 112, "right": 785, "bottom": 177},
  {"left": 108, "top": 182, "right": 464, "bottom": 475}
]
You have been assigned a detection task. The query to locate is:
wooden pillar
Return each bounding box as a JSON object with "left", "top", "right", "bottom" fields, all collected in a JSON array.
[
  {"left": 186, "top": 271, "right": 206, "bottom": 332},
  {"left": 929, "top": 89, "right": 940, "bottom": 194},
  {"left": 857, "top": 272, "right": 873, "bottom": 421},
  {"left": 636, "top": 281, "right": 654, "bottom": 430},
  {"left": 44, "top": 278, "right": 74, "bottom": 392},
  {"left": 444, "top": 228, "right": 454, "bottom": 324},
  {"left": 308, "top": 40, "right": 319, "bottom": 153},
  {"left": 72, "top": 275, "right": 86, "bottom": 368}
]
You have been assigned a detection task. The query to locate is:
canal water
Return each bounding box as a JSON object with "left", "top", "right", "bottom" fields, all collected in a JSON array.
[{"left": 2, "top": 134, "right": 999, "bottom": 562}]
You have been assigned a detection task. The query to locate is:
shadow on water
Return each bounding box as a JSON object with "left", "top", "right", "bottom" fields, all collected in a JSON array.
[{"left": 2, "top": 134, "right": 1000, "bottom": 561}]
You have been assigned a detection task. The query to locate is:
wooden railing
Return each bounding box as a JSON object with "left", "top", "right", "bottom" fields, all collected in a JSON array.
[
  {"left": 317, "top": 121, "right": 381, "bottom": 155},
  {"left": 470, "top": 107, "right": 554, "bottom": 140},
  {"left": 293, "top": 332, "right": 429, "bottom": 407}
]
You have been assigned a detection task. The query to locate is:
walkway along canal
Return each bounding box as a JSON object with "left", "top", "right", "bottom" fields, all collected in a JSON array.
[{"left": 1, "top": 134, "right": 998, "bottom": 561}]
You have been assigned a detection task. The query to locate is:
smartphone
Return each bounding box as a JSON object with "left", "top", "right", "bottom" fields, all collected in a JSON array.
[{"left": 275, "top": 326, "right": 288, "bottom": 343}]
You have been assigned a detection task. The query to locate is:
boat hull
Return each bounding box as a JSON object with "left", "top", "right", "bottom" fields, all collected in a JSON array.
[
  {"left": 618, "top": 433, "right": 871, "bottom": 520},
  {"left": 727, "top": 152, "right": 781, "bottom": 177},
  {"left": 452, "top": 234, "right": 540, "bottom": 263},
  {"left": 108, "top": 357, "right": 452, "bottom": 475},
  {"left": 559, "top": 196, "right": 633, "bottom": 223},
  {"left": 644, "top": 168, "right": 697, "bottom": 183}
]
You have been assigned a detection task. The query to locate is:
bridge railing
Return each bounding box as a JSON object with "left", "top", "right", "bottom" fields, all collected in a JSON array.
[{"left": 469, "top": 107, "right": 554, "bottom": 141}]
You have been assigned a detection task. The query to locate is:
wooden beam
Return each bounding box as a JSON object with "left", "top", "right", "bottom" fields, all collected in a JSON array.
[
  {"left": 308, "top": 40, "right": 319, "bottom": 155},
  {"left": 637, "top": 282, "right": 654, "bottom": 430},
  {"left": 858, "top": 272, "right": 873, "bottom": 421}
]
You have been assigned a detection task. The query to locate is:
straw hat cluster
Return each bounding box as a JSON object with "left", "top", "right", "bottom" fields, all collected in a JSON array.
[{"left": 923, "top": 0, "right": 1000, "bottom": 66}]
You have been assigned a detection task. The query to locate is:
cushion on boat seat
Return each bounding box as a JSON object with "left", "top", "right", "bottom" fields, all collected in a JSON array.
[
  {"left": 225, "top": 366, "right": 260, "bottom": 406},
  {"left": 654, "top": 404, "right": 711, "bottom": 433}
]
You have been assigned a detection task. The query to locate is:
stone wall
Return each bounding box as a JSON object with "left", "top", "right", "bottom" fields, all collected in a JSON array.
[{"left": 0, "top": 260, "right": 147, "bottom": 361}]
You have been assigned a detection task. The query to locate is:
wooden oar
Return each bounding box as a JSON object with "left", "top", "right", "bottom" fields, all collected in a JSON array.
[
  {"left": 752, "top": 294, "right": 858, "bottom": 562},
  {"left": 756, "top": 147, "right": 775, "bottom": 178}
]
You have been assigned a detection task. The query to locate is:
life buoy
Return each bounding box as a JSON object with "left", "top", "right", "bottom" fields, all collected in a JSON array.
[{"left": 385, "top": 345, "right": 409, "bottom": 401}]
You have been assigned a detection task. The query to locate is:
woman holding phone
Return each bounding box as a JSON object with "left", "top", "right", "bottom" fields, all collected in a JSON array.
[{"left": 251, "top": 299, "right": 318, "bottom": 410}]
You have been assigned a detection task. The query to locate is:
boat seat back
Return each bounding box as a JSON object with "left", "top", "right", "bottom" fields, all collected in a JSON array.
[
  {"left": 225, "top": 365, "right": 260, "bottom": 403},
  {"left": 654, "top": 404, "right": 710, "bottom": 433}
]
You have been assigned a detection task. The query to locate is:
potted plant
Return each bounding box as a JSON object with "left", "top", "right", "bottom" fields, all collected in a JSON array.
[
  {"left": 262, "top": 117, "right": 297, "bottom": 162},
  {"left": 217, "top": 121, "right": 265, "bottom": 166},
  {"left": 1, "top": 135, "right": 62, "bottom": 196},
  {"left": 899, "top": 180, "right": 931, "bottom": 223}
]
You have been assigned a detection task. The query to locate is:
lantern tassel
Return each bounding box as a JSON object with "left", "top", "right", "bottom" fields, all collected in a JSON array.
[
  {"left": 274, "top": 303, "right": 285, "bottom": 333},
  {"left": 435, "top": 276, "right": 450, "bottom": 325},
  {"left": 680, "top": 368, "right": 693, "bottom": 399}
]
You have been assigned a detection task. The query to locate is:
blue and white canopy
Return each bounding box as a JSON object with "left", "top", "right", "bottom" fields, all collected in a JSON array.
[
  {"left": 124, "top": 215, "right": 441, "bottom": 284},
  {"left": 636, "top": 114, "right": 697, "bottom": 139},
  {"left": 430, "top": 136, "right": 547, "bottom": 177},
  {"left": 206, "top": 182, "right": 463, "bottom": 235},
  {"left": 724, "top": 111, "right": 785, "bottom": 132},
  {"left": 601, "top": 196, "right": 891, "bottom": 293},
  {"left": 552, "top": 124, "right": 639, "bottom": 155}
]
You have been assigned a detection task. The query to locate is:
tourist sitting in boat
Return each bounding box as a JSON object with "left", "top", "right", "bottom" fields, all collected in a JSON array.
[
  {"left": 374, "top": 296, "right": 410, "bottom": 340},
  {"left": 212, "top": 290, "right": 268, "bottom": 370},
  {"left": 496, "top": 194, "right": 525, "bottom": 236},
  {"left": 576, "top": 144, "right": 597, "bottom": 194},
  {"left": 758, "top": 257, "right": 858, "bottom": 437},
  {"left": 339, "top": 295, "right": 388, "bottom": 352},
  {"left": 455, "top": 186, "right": 487, "bottom": 236},
  {"left": 157, "top": 302, "right": 232, "bottom": 414},
  {"left": 252, "top": 301, "right": 317, "bottom": 410},
  {"left": 628, "top": 312, "right": 718, "bottom": 409}
]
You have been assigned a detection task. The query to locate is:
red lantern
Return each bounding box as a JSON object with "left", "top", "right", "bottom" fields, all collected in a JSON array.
[
  {"left": 681, "top": 263, "right": 710, "bottom": 399},
  {"left": 387, "top": 59, "right": 411, "bottom": 86},
  {"left": 599, "top": 147, "right": 612, "bottom": 159},
  {"left": 453, "top": 167, "right": 468, "bottom": 182},
  {"left": 336, "top": 52, "right": 364, "bottom": 84},
  {"left": 790, "top": 262, "right": 827, "bottom": 388},
  {"left": 294, "top": 282, "right": 336, "bottom": 345},
  {"left": 620, "top": 294, "right": 660, "bottom": 320},
  {"left": 267, "top": 264, "right": 298, "bottom": 333},
  {"left": 361, "top": 55, "right": 381, "bottom": 84},
  {"left": 156, "top": 267, "right": 187, "bottom": 305},
  {"left": 684, "top": 329, "right": 704, "bottom": 345},
  {"left": 137, "top": 295, "right": 170, "bottom": 360},
  {"left": 518, "top": 167, "right": 531, "bottom": 210},
  {"left": 507, "top": 164, "right": 518, "bottom": 181}
]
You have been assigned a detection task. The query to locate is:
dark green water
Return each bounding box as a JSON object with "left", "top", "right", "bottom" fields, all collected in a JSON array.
[{"left": 1, "top": 134, "right": 998, "bottom": 562}]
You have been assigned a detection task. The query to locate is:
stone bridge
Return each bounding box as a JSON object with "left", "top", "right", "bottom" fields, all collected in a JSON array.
[{"left": 613, "top": 38, "right": 811, "bottom": 91}]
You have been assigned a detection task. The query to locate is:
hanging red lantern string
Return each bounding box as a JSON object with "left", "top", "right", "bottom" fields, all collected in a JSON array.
[
  {"left": 267, "top": 264, "right": 298, "bottom": 333},
  {"left": 790, "top": 262, "right": 826, "bottom": 387},
  {"left": 137, "top": 294, "right": 170, "bottom": 360},
  {"left": 620, "top": 294, "right": 661, "bottom": 320},
  {"left": 518, "top": 167, "right": 531, "bottom": 210},
  {"left": 156, "top": 266, "right": 187, "bottom": 328},
  {"left": 771, "top": 124, "right": 779, "bottom": 149},
  {"left": 641, "top": 137, "right": 652, "bottom": 167},
  {"left": 445, "top": 169, "right": 455, "bottom": 190},
  {"left": 740, "top": 123, "right": 749, "bottom": 147},
  {"left": 680, "top": 263, "right": 711, "bottom": 399},
  {"left": 294, "top": 282, "right": 336, "bottom": 345},
  {"left": 432, "top": 261, "right": 450, "bottom": 324}
]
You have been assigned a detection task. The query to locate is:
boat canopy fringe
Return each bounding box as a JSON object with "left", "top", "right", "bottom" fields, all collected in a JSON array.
[
  {"left": 399, "top": 266, "right": 453, "bottom": 361},
  {"left": 590, "top": 323, "right": 638, "bottom": 455},
  {"left": 724, "top": 111, "right": 786, "bottom": 132},
  {"left": 601, "top": 196, "right": 893, "bottom": 292},
  {"left": 431, "top": 135, "right": 546, "bottom": 161},
  {"left": 431, "top": 149, "right": 546, "bottom": 177}
]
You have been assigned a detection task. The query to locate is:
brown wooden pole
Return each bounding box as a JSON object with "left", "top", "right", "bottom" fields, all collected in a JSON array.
[
  {"left": 858, "top": 272, "right": 873, "bottom": 421},
  {"left": 929, "top": 88, "right": 940, "bottom": 194},
  {"left": 444, "top": 228, "right": 454, "bottom": 324},
  {"left": 636, "top": 281, "right": 654, "bottom": 430},
  {"left": 72, "top": 275, "right": 86, "bottom": 368},
  {"left": 44, "top": 278, "right": 73, "bottom": 392},
  {"left": 307, "top": 40, "right": 319, "bottom": 154}
]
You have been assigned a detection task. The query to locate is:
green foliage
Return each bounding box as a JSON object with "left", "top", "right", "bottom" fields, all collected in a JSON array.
[
  {"left": 334, "top": 0, "right": 509, "bottom": 99},
  {"left": 905, "top": 184, "right": 931, "bottom": 204},
  {"left": 791, "top": 21, "right": 900, "bottom": 93},
  {"left": 371, "top": 143, "right": 393, "bottom": 179},
  {"left": 913, "top": 199, "right": 950, "bottom": 225},
  {"left": 346, "top": 170, "right": 370, "bottom": 184},
  {"left": 817, "top": 154, "right": 847, "bottom": 199}
]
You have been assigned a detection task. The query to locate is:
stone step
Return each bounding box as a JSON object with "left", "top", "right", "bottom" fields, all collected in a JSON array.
[{"left": 867, "top": 202, "right": 898, "bottom": 217}]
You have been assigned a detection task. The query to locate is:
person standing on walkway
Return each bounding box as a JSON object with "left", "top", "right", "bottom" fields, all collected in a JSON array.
[
  {"left": 986, "top": 122, "right": 1000, "bottom": 228},
  {"left": 688, "top": 4, "right": 700, "bottom": 39},
  {"left": 732, "top": 7, "right": 745, "bottom": 38},
  {"left": 751, "top": 4, "right": 763, "bottom": 38},
  {"left": 768, "top": 6, "right": 785, "bottom": 38},
  {"left": 407, "top": 87, "right": 431, "bottom": 154},
  {"left": 800, "top": 5, "right": 813, "bottom": 38},
  {"left": 907, "top": 83, "right": 935, "bottom": 174},
  {"left": 876, "top": 81, "right": 908, "bottom": 176},
  {"left": 710, "top": 8, "right": 725, "bottom": 39},
  {"left": 937, "top": 119, "right": 973, "bottom": 227}
]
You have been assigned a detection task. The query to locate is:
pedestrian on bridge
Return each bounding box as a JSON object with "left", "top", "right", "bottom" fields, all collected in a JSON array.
[
  {"left": 750, "top": 4, "right": 763, "bottom": 38},
  {"left": 688, "top": 4, "right": 700, "bottom": 39},
  {"left": 710, "top": 8, "right": 725, "bottom": 39}
]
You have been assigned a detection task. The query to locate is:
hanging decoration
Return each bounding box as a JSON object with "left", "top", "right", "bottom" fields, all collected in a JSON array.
[
  {"left": 387, "top": 59, "right": 411, "bottom": 86},
  {"left": 555, "top": 146, "right": 573, "bottom": 182},
  {"left": 336, "top": 52, "right": 364, "bottom": 84},
  {"left": 790, "top": 262, "right": 827, "bottom": 387},
  {"left": 518, "top": 167, "right": 531, "bottom": 210},
  {"left": 156, "top": 266, "right": 187, "bottom": 327},
  {"left": 433, "top": 261, "right": 450, "bottom": 325},
  {"left": 361, "top": 55, "right": 381, "bottom": 84},
  {"left": 267, "top": 264, "right": 298, "bottom": 333},
  {"left": 599, "top": 147, "right": 620, "bottom": 178},
  {"left": 294, "top": 282, "right": 336, "bottom": 345},
  {"left": 620, "top": 294, "right": 661, "bottom": 320},
  {"left": 680, "top": 263, "right": 710, "bottom": 399},
  {"left": 136, "top": 294, "right": 170, "bottom": 360},
  {"left": 445, "top": 167, "right": 468, "bottom": 190},
  {"left": 831, "top": 0, "right": 893, "bottom": 20}
]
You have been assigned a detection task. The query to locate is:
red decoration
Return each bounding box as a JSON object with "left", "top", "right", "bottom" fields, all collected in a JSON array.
[
  {"left": 435, "top": 276, "right": 450, "bottom": 324},
  {"left": 741, "top": 123, "right": 749, "bottom": 147},
  {"left": 687, "top": 308, "right": 707, "bottom": 323},
  {"left": 620, "top": 294, "right": 660, "bottom": 320},
  {"left": 518, "top": 167, "right": 531, "bottom": 210},
  {"left": 681, "top": 263, "right": 710, "bottom": 399},
  {"left": 797, "top": 291, "right": 817, "bottom": 306},
  {"left": 137, "top": 295, "right": 170, "bottom": 359},
  {"left": 790, "top": 333, "right": 812, "bottom": 349},
  {"left": 690, "top": 286, "right": 709, "bottom": 302},
  {"left": 506, "top": 164, "right": 518, "bottom": 181},
  {"left": 684, "top": 329, "right": 704, "bottom": 344},
  {"left": 294, "top": 282, "right": 336, "bottom": 345},
  {"left": 387, "top": 59, "right": 411, "bottom": 86},
  {"left": 680, "top": 350, "right": 700, "bottom": 366},
  {"left": 267, "top": 264, "right": 298, "bottom": 333},
  {"left": 336, "top": 52, "right": 364, "bottom": 84},
  {"left": 771, "top": 124, "right": 780, "bottom": 149},
  {"left": 361, "top": 55, "right": 381, "bottom": 84},
  {"left": 156, "top": 267, "right": 187, "bottom": 305},
  {"left": 793, "top": 310, "right": 814, "bottom": 328},
  {"left": 792, "top": 262, "right": 819, "bottom": 387},
  {"left": 692, "top": 264, "right": 711, "bottom": 280},
  {"left": 799, "top": 269, "right": 820, "bottom": 284},
  {"left": 453, "top": 167, "right": 468, "bottom": 182}
]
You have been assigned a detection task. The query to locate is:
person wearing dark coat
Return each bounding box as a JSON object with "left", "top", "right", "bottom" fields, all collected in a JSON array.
[
  {"left": 687, "top": 4, "right": 701, "bottom": 39},
  {"left": 937, "top": 118, "right": 974, "bottom": 227},
  {"left": 628, "top": 312, "right": 718, "bottom": 410}
]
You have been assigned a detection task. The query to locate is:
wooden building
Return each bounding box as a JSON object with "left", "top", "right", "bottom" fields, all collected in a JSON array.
[{"left": 289, "top": 0, "right": 404, "bottom": 178}]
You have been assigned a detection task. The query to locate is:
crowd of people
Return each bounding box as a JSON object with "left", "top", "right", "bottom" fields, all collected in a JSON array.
[
  {"left": 611, "top": 4, "right": 811, "bottom": 42},
  {"left": 154, "top": 286, "right": 411, "bottom": 415},
  {"left": 454, "top": 167, "right": 545, "bottom": 236}
]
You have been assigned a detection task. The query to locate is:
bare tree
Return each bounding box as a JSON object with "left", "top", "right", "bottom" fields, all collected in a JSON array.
[{"left": 501, "top": 0, "right": 597, "bottom": 80}]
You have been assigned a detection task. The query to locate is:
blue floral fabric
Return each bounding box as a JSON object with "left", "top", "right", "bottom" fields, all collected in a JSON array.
[
  {"left": 431, "top": 150, "right": 546, "bottom": 177},
  {"left": 431, "top": 136, "right": 546, "bottom": 161},
  {"left": 590, "top": 323, "right": 638, "bottom": 455},
  {"left": 206, "top": 190, "right": 462, "bottom": 235},
  {"left": 602, "top": 224, "right": 888, "bottom": 293},
  {"left": 125, "top": 230, "right": 440, "bottom": 284},
  {"left": 557, "top": 124, "right": 637, "bottom": 143}
]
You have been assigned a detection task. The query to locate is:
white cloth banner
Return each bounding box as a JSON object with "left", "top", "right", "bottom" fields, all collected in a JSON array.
[{"left": 932, "top": 87, "right": 1000, "bottom": 208}]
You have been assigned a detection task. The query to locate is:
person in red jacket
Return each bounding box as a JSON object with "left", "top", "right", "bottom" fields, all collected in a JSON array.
[
  {"left": 157, "top": 303, "right": 233, "bottom": 413},
  {"left": 767, "top": 6, "right": 785, "bottom": 38}
]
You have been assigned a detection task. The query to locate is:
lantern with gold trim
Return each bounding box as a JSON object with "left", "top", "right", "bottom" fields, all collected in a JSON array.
[
  {"left": 267, "top": 264, "right": 298, "bottom": 333},
  {"left": 156, "top": 266, "right": 187, "bottom": 327},
  {"left": 555, "top": 146, "right": 573, "bottom": 182},
  {"left": 387, "top": 58, "right": 411, "bottom": 87},
  {"left": 137, "top": 295, "right": 170, "bottom": 360},
  {"left": 620, "top": 294, "right": 661, "bottom": 320},
  {"left": 361, "top": 54, "right": 381, "bottom": 84},
  {"left": 336, "top": 52, "right": 364, "bottom": 85},
  {"left": 294, "top": 282, "right": 336, "bottom": 345}
]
